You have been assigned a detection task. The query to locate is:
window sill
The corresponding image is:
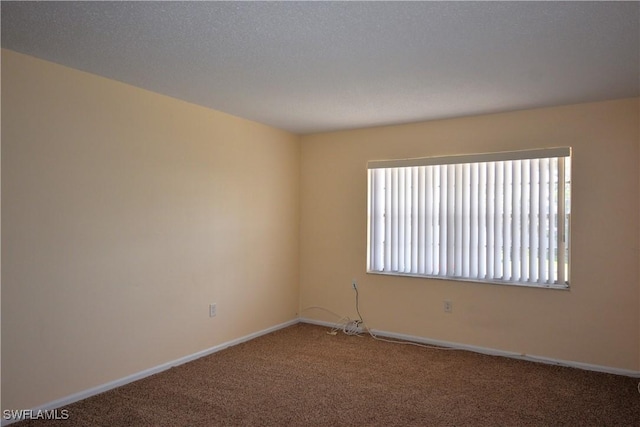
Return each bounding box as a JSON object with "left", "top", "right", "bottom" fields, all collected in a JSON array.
[{"left": 366, "top": 270, "right": 570, "bottom": 290}]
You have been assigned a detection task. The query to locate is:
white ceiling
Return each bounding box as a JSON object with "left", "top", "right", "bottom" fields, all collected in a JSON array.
[{"left": 2, "top": 1, "right": 638, "bottom": 134}]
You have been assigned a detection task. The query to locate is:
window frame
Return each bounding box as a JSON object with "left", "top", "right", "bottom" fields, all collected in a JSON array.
[{"left": 366, "top": 148, "right": 571, "bottom": 290}]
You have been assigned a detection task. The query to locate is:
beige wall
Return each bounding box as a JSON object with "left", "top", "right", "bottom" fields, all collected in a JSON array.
[
  {"left": 2, "top": 47, "right": 639, "bottom": 413},
  {"left": 1, "top": 49, "right": 300, "bottom": 410},
  {"left": 300, "top": 98, "right": 640, "bottom": 371}
]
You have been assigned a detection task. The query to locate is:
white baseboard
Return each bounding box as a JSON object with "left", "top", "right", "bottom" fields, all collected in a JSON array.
[
  {"left": 1, "top": 318, "right": 298, "bottom": 426},
  {"left": 299, "top": 317, "right": 640, "bottom": 378},
  {"left": 4, "top": 316, "right": 637, "bottom": 426}
]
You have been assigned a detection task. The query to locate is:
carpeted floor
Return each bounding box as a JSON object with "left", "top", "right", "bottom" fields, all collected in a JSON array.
[{"left": 13, "top": 323, "right": 640, "bottom": 426}]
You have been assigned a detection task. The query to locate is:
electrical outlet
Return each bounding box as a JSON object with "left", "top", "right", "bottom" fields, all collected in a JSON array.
[
  {"left": 352, "top": 279, "right": 358, "bottom": 290},
  {"left": 209, "top": 303, "right": 217, "bottom": 317},
  {"left": 347, "top": 320, "right": 363, "bottom": 334},
  {"left": 444, "top": 300, "right": 452, "bottom": 313}
]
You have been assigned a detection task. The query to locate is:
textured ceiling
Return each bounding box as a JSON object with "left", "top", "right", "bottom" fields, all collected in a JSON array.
[{"left": 2, "top": 1, "right": 638, "bottom": 134}]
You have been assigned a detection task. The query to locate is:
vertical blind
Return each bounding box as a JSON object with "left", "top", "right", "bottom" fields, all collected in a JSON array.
[{"left": 367, "top": 148, "right": 571, "bottom": 287}]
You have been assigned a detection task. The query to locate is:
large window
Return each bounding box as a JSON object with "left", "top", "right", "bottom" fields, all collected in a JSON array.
[{"left": 367, "top": 148, "right": 571, "bottom": 288}]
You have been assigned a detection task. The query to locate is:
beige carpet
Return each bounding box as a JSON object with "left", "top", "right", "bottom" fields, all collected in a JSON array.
[{"left": 13, "top": 323, "right": 640, "bottom": 426}]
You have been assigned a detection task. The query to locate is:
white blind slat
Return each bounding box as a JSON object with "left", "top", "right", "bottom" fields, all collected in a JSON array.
[
  {"left": 550, "top": 158, "right": 557, "bottom": 283},
  {"left": 470, "top": 163, "right": 479, "bottom": 278},
  {"left": 411, "top": 168, "right": 419, "bottom": 273},
  {"left": 460, "top": 164, "right": 468, "bottom": 277},
  {"left": 557, "top": 158, "right": 566, "bottom": 285},
  {"left": 521, "top": 161, "right": 530, "bottom": 281},
  {"left": 504, "top": 162, "right": 513, "bottom": 281},
  {"left": 539, "top": 158, "right": 549, "bottom": 283},
  {"left": 478, "top": 163, "right": 486, "bottom": 278},
  {"left": 398, "top": 169, "right": 405, "bottom": 271},
  {"left": 457, "top": 164, "right": 465, "bottom": 277},
  {"left": 422, "top": 167, "right": 430, "bottom": 274},
  {"left": 530, "top": 159, "right": 540, "bottom": 282},
  {"left": 495, "top": 162, "right": 504, "bottom": 279},
  {"left": 486, "top": 163, "right": 495, "bottom": 279},
  {"left": 439, "top": 165, "right": 447, "bottom": 275},
  {"left": 446, "top": 166, "right": 456, "bottom": 276}
]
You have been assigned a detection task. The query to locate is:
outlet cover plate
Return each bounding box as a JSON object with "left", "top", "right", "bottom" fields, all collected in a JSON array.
[{"left": 444, "top": 300, "right": 452, "bottom": 313}]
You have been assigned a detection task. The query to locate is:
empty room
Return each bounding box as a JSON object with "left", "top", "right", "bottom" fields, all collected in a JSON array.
[{"left": 2, "top": 1, "right": 639, "bottom": 426}]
